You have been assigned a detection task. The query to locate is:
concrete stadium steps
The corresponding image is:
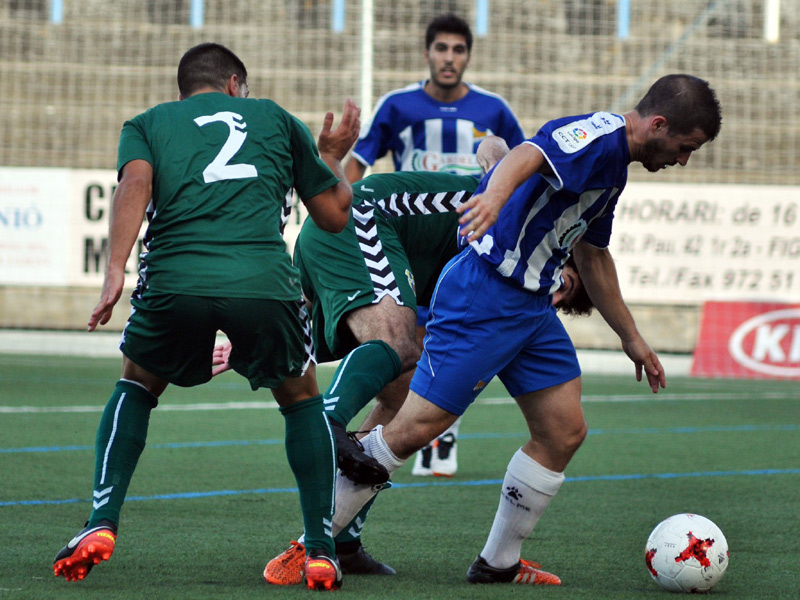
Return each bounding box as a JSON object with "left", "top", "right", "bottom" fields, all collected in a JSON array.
[{"left": 1, "top": 5, "right": 798, "bottom": 180}]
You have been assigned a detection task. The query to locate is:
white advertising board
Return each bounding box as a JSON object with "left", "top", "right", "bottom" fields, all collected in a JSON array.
[
  {"left": 2, "top": 168, "right": 798, "bottom": 305},
  {"left": 0, "top": 166, "right": 304, "bottom": 288},
  {"left": 610, "top": 182, "right": 800, "bottom": 303},
  {"left": 0, "top": 168, "right": 72, "bottom": 285},
  {"left": 68, "top": 169, "right": 148, "bottom": 288}
]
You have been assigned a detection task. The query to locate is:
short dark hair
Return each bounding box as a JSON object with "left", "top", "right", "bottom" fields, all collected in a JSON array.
[
  {"left": 177, "top": 42, "right": 247, "bottom": 98},
  {"left": 558, "top": 255, "right": 594, "bottom": 317},
  {"left": 634, "top": 74, "right": 722, "bottom": 141},
  {"left": 425, "top": 13, "right": 472, "bottom": 52}
]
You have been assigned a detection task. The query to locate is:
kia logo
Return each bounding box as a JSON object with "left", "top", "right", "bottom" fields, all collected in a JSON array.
[{"left": 728, "top": 308, "right": 800, "bottom": 377}]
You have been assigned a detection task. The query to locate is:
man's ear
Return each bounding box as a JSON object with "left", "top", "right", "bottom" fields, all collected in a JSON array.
[
  {"left": 224, "top": 74, "right": 239, "bottom": 97},
  {"left": 651, "top": 115, "right": 668, "bottom": 133}
]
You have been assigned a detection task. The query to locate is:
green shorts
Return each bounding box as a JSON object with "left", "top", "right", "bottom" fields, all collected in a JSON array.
[
  {"left": 121, "top": 291, "right": 311, "bottom": 390},
  {"left": 294, "top": 205, "right": 459, "bottom": 362}
]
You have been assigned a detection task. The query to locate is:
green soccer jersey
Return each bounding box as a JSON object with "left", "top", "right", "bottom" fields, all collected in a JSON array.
[
  {"left": 117, "top": 92, "right": 339, "bottom": 299},
  {"left": 359, "top": 170, "right": 479, "bottom": 258},
  {"left": 356, "top": 171, "right": 479, "bottom": 307},
  {"left": 352, "top": 170, "right": 478, "bottom": 207}
]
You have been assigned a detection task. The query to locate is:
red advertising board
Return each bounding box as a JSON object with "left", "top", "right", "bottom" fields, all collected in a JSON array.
[{"left": 691, "top": 301, "right": 800, "bottom": 379}]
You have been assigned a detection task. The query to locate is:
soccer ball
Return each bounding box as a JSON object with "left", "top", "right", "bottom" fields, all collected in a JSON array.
[{"left": 644, "top": 513, "right": 729, "bottom": 593}]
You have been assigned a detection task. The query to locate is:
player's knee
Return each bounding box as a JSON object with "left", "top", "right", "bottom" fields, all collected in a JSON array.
[
  {"left": 121, "top": 357, "right": 168, "bottom": 398},
  {"left": 271, "top": 368, "right": 320, "bottom": 407},
  {"left": 537, "top": 416, "right": 587, "bottom": 458},
  {"left": 560, "top": 418, "right": 588, "bottom": 455},
  {"left": 389, "top": 337, "right": 420, "bottom": 372}
]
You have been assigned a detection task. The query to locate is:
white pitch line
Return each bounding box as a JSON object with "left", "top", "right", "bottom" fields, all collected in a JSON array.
[
  {"left": 0, "top": 330, "right": 694, "bottom": 375},
  {"left": 2, "top": 391, "right": 797, "bottom": 414}
]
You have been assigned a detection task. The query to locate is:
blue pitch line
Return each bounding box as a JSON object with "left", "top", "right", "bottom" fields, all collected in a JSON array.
[
  {"left": 0, "top": 439, "right": 283, "bottom": 454},
  {"left": 3, "top": 468, "right": 798, "bottom": 507},
  {"left": 3, "top": 424, "right": 798, "bottom": 454}
]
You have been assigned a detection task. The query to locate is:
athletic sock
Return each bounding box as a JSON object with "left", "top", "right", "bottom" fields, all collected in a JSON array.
[
  {"left": 88, "top": 379, "right": 157, "bottom": 527},
  {"left": 331, "top": 425, "right": 404, "bottom": 537},
  {"left": 479, "top": 449, "right": 565, "bottom": 569},
  {"left": 297, "top": 492, "right": 378, "bottom": 547},
  {"left": 334, "top": 496, "right": 378, "bottom": 544},
  {"left": 323, "top": 340, "right": 402, "bottom": 427},
  {"left": 361, "top": 425, "right": 405, "bottom": 472},
  {"left": 280, "top": 394, "right": 336, "bottom": 555}
]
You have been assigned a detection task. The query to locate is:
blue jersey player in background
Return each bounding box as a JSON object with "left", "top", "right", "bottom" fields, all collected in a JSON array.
[
  {"left": 330, "top": 74, "right": 723, "bottom": 587},
  {"left": 344, "top": 12, "right": 526, "bottom": 478},
  {"left": 345, "top": 13, "right": 524, "bottom": 183}
]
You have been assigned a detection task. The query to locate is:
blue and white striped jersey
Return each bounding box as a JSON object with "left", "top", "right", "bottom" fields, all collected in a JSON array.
[
  {"left": 464, "top": 111, "right": 629, "bottom": 294},
  {"left": 351, "top": 81, "right": 525, "bottom": 178}
]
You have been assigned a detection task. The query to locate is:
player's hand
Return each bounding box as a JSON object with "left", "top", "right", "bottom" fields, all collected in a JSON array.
[
  {"left": 211, "top": 341, "right": 233, "bottom": 377},
  {"left": 456, "top": 189, "right": 504, "bottom": 243},
  {"left": 317, "top": 98, "right": 361, "bottom": 161},
  {"left": 87, "top": 268, "right": 125, "bottom": 332},
  {"left": 621, "top": 336, "right": 666, "bottom": 393}
]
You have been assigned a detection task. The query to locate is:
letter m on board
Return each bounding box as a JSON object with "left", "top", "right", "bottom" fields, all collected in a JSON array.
[{"left": 84, "top": 237, "right": 109, "bottom": 274}]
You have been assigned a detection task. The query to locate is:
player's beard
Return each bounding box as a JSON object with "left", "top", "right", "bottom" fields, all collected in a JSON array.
[
  {"left": 431, "top": 68, "right": 462, "bottom": 90},
  {"left": 641, "top": 137, "right": 672, "bottom": 172}
]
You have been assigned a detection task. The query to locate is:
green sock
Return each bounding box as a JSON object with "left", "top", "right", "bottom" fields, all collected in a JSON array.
[
  {"left": 334, "top": 495, "right": 377, "bottom": 545},
  {"left": 325, "top": 340, "right": 402, "bottom": 427},
  {"left": 280, "top": 395, "right": 336, "bottom": 555},
  {"left": 88, "top": 380, "right": 157, "bottom": 528}
]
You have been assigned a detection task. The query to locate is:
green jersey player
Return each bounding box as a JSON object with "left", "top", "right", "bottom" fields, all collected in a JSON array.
[{"left": 53, "top": 42, "right": 359, "bottom": 592}]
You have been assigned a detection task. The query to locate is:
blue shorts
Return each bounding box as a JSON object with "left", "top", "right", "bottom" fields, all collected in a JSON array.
[{"left": 410, "top": 249, "right": 581, "bottom": 415}]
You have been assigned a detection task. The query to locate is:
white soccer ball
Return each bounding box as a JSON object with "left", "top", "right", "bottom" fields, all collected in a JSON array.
[{"left": 644, "top": 513, "right": 729, "bottom": 593}]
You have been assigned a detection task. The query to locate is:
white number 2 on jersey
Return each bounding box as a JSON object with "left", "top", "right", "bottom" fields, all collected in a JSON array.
[{"left": 194, "top": 111, "right": 258, "bottom": 183}]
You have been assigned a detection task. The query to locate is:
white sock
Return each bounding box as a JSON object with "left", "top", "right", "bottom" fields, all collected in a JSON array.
[
  {"left": 479, "top": 449, "right": 565, "bottom": 569},
  {"left": 331, "top": 425, "right": 405, "bottom": 537},
  {"left": 362, "top": 424, "right": 405, "bottom": 472}
]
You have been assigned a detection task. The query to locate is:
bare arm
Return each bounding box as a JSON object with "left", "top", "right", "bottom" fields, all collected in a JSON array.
[
  {"left": 304, "top": 99, "right": 361, "bottom": 233},
  {"left": 572, "top": 241, "right": 666, "bottom": 393},
  {"left": 344, "top": 156, "right": 367, "bottom": 184},
  {"left": 456, "top": 142, "right": 545, "bottom": 243},
  {"left": 87, "top": 159, "right": 152, "bottom": 331}
]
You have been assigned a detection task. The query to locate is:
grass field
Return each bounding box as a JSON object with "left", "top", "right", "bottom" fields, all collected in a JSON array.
[{"left": 1, "top": 353, "right": 798, "bottom": 599}]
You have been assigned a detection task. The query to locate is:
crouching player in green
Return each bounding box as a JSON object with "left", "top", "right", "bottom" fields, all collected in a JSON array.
[{"left": 213, "top": 137, "right": 592, "bottom": 585}]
